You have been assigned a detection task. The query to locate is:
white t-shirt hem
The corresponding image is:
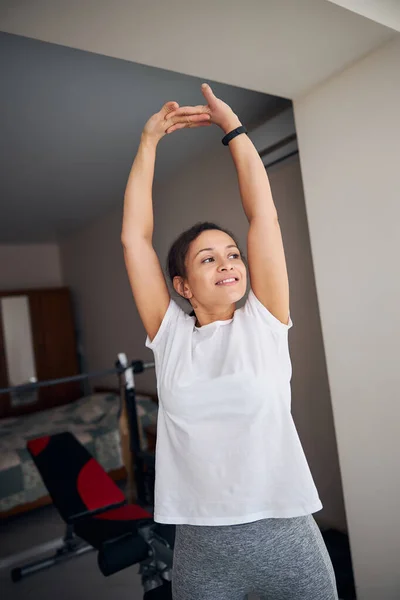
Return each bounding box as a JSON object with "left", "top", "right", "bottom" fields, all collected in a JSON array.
[{"left": 154, "top": 500, "right": 323, "bottom": 525}]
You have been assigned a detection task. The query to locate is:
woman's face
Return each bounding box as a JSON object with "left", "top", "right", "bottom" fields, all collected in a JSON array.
[{"left": 175, "top": 229, "right": 247, "bottom": 314}]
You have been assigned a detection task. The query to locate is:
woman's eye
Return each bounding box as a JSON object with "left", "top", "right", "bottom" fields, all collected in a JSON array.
[{"left": 202, "top": 253, "right": 240, "bottom": 264}]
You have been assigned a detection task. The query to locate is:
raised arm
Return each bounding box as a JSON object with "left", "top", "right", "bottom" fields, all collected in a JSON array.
[
  {"left": 165, "top": 84, "right": 290, "bottom": 326},
  {"left": 122, "top": 102, "right": 211, "bottom": 341},
  {"left": 219, "top": 103, "right": 290, "bottom": 326}
]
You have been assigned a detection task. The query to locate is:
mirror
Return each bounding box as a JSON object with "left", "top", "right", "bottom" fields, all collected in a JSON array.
[{"left": 1, "top": 295, "right": 38, "bottom": 407}]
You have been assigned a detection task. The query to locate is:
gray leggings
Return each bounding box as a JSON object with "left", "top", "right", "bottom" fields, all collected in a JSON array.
[{"left": 172, "top": 515, "right": 338, "bottom": 600}]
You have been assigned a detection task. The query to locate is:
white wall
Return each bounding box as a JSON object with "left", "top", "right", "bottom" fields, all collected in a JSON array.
[
  {"left": 294, "top": 35, "right": 400, "bottom": 600},
  {"left": 60, "top": 138, "right": 346, "bottom": 532},
  {"left": 0, "top": 244, "right": 63, "bottom": 290}
]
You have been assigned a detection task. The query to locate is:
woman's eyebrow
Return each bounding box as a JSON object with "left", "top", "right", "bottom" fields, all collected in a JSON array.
[{"left": 194, "top": 244, "right": 238, "bottom": 258}]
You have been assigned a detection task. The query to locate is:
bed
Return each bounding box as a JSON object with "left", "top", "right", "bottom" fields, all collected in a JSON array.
[
  {"left": 0, "top": 288, "right": 159, "bottom": 518},
  {"left": 0, "top": 389, "right": 158, "bottom": 518}
]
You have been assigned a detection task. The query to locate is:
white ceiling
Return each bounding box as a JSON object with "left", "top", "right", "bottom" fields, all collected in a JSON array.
[
  {"left": 0, "top": 0, "right": 396, "bottom": 99},
  {"left": 0, "top": 0, "right": 397, "bottom": 244}
]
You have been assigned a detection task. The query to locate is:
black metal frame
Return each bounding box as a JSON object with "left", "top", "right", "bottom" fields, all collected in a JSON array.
[
  {"left": 11, "top": 524, "right": 93, "bottom": 581},
  {"left": 122, "top": 359, "right": 156, "bottom": 508},
  {"left": 8, "top": 355, "right": 168, "bottom": 593}
]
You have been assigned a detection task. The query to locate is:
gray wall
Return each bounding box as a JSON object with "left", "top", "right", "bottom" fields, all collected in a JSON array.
[{"left": 0, "top": 244, "right": 63, "bottom": 290}]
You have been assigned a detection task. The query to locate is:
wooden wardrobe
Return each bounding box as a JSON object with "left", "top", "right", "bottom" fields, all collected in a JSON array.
[{"left": 0, "top": 287, "right": 81, "bottom": 419}]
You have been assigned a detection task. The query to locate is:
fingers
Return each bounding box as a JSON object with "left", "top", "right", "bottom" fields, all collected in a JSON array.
[
  {"left": 165, "top": 105, "right": 210, "bottom": 120},
  {"left": 161, "top": 101, "right": 179, "bottom": 117},
  {"left": 201, "top": 83, "right": 218, "bottom": 106},
  {"left": 165, "top": 113, "right": 211, "bottom": 128},
  {"left": 166, "top": 121, "right": 212, "bottom": 135}
]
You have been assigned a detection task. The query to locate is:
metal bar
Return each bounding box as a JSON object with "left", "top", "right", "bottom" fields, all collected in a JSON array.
[
  {"left": 117, "top": 355, "right": 156, "bottom": 507},
  {"left": 0, "top": 367, "right": 119, "bottom": 395},
  {"left": 0, "top": 537, "right": 64, "bottom": 571},
  {"left": 11, "top": 543, "right": 93, "bottom": 582},
  {"left": 135, "top": 361, "right": 155, "bottom": 372},
  {"left": 0, "top": 360, "right": 155, "bottom": 396},
  {"left": 258, "top": 133, "right": 297, "bottom": 160},
  {"left": 265, "top": 150, "right": 299, "bottom": 169}
]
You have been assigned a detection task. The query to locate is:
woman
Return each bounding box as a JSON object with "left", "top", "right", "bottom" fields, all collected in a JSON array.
[{"left": 122, "top": 83, "right": 338, "bottom": 600}]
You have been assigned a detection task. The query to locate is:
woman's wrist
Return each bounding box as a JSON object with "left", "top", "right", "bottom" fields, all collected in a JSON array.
[
  {"left": 140, "top": 132, "right": 159, "bottom": 150},
  {"left": 221, "top": 115, "right": 242, "bottom": 135}
]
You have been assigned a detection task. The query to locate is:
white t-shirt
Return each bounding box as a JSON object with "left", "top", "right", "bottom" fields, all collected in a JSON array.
[{"left": 145, "top": 289, "right": 322, "bottom": 525}]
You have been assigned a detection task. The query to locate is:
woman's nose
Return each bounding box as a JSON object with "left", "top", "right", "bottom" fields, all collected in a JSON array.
[{"left": 218, "top": 262, "right": 233, "bottom": 271}]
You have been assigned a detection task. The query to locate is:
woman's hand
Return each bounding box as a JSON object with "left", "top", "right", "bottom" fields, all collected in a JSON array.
[
  {"left": 165, "top": 84, "right": 241, "bottom": 134},
  {"left": 142, "top": 101, "right": 211, "bottom": 145}
]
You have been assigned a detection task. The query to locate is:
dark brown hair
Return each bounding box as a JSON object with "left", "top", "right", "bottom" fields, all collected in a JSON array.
[{"left": 166, "top": 222, "right": 247, "bottom": 312}]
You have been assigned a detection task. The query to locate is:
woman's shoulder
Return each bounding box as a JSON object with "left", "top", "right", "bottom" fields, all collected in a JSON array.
[
  {"left": 146, "top": 296, "right": 193, "bottom": 351},
  {"left": 237, "top": 289, "right": 293, "bottom": 335}
]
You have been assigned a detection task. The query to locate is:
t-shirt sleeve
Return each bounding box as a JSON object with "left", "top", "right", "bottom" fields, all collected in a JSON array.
[
  {"left": 245, "top": 288, "right": 293, "bottom": 334},
  {"left": 145, "top": 297, "right": 186, "bottom": 352}
]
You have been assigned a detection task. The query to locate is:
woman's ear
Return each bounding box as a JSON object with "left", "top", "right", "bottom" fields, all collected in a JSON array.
[
  {"left": 172, "top": 276, "right": 182, "bottom": 297},
  {"left": 173, "top": 276, "right": 190, "bottom": 299}
]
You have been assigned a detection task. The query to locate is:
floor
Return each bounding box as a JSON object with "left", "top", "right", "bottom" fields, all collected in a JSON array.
[{"left": 0, "top": 504, "right": 145, "bottom": 600}]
